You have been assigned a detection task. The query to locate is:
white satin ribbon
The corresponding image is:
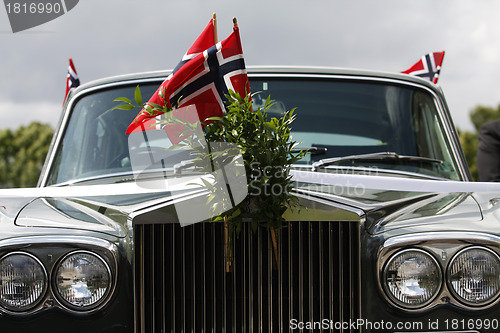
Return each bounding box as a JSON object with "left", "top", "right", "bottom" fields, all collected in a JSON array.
[
  {"left": 0, "top": 176, "right": 203, "bottom": 198},
  {"left": 1, "top": 170, "right": 500, "bottom": 200},
  {"left": 290, "top": 170, "right": 500, "bottom": 193}
]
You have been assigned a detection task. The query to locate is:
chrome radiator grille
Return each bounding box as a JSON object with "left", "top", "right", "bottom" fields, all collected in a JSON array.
[{"left": 134, "top": 221, "right": 361, "bottom": 332}]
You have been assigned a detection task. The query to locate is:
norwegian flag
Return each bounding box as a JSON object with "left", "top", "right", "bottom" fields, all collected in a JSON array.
[
  {"left": 126, "top": 25, "right": 250, "bottom": 145},
  {"left": 401, "top": 51, "right": 445, "bottom": 84},
  {"left": 63, "top": 58, "right": 80, "bottom": 104},
  {"left": 125, "top": 18, "right": 216, "bottom": 136},
  {"left": 172, "top": 18, "right": 216, "bottom": 73}
]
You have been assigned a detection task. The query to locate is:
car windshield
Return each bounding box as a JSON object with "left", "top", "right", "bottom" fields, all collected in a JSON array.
[{"left": 46, "top": 77, "right": 461, "bottom": 185}]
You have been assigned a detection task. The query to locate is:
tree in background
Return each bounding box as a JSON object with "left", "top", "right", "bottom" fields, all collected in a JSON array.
[
  {"left": 459, "top": 104, "right": 500, "bottom": 181},
  {"left": 0, "top": 122, "right": 54, "bottom": 188}
]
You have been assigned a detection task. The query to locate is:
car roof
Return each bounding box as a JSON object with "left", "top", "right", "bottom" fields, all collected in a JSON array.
[{"left": 67, "top": 66, "right": 441, "bottom": 102}]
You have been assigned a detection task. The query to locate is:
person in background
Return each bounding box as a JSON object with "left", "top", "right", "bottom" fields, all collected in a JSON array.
[{"left": 477, "top": 119, "right": 500, "bottom": 182}]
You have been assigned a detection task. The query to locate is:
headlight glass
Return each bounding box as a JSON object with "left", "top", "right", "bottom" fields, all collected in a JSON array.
[
  {"left": 0, "top": 252, "right": 47, "bottom": 311},
  {"left": 383, "top": 249, "right": 442, "bottom": 308},
  {"left": 448, "top": 247, "right": 500, "bottom": 306},
  {"left": 54, "top": 251, "right": 111, "bottom": 310}
]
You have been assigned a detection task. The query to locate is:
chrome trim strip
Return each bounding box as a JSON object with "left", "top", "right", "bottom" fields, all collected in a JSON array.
[
  {"left": 257, "top": 227, "right": 263, "bottom": 332},
  {"left": 338, "top": 222, "right": 344, "bottom": 327},
  {"left": 328, "top": 224, "right": 334, "bottom": 326},
  {"left": 172, "top": 225, "right": 177, "bottom": 330},
  {"left": 308, "top": 222, "right": 313, "bottom": 328},
  {"left": 160, "top": 224, "right": 166, "bottom": 333},
  {"left": 382, "top": 231, "right": 500, "bottom": 249},
  {"left": 318, "top": 223, "right": 323, "bottom": 332},
  {"left": 268, "top": 230, "right": 273, "bottom": 332},
  {"left": 202, "top": 223, "right": 207, "bottom": 332},
  {"left": 288, "top": 223, "right": 293, "bottom": 333},
  {"left": 138, "top": 227, "right": 145, "bottom": 333},
  {"left": 278, "top": 225, "right": 283, "bottom": 333},
  {"left": 298, "top": 221, "right": 304, "bottom": 324},
  {"left": 0, "top": 235, "right": 117, "bottom": 250},
  {"left": 181, "top": 227, "right": 186, "bottom": 332},
  {"left": 249, "top": 224, "right": 254, "bottom": 333},
  {"left": 356, "top": 223, "right": 362, "bottom": 328},
  {"left": 292, "top": 190, "right": 366, "bottom": 219}
]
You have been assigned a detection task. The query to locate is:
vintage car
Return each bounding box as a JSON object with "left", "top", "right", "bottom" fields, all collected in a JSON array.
[{"left": 1, "top": 66, "right": 500, "bottom": 333}]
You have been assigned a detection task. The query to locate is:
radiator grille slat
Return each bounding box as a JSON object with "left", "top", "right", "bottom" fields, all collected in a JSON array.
[{"left": 134, "top": 221, "right": 360, "bottom": 332}]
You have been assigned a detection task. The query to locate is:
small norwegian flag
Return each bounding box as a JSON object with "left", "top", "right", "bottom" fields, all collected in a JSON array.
[
  {"left": 126, "top": 21, "right": 250, "bottom": 145},
  {"left": 63, "top": 58, "right": 80, "bottom": 104},
  {"left": 125, "top": 18, "right": 216, "bottom": 136},
  {"left": 401, "top": 51, "right": 445, "bottom": 84},
  {"left": 172, "top": 18, "right": 216, "bottom": 73}
]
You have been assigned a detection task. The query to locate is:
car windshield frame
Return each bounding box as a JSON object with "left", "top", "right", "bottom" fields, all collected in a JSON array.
[{"left": 40, "top": 72, "right": 469, "bottom": 186}]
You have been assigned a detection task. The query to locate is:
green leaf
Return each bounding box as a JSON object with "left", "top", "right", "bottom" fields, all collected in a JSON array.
[
  {"left": 113, "top": 97, "right": 133, "bottom": 104},
  {"left": 111, "top": 104, "right": 136, "bottom": 111},
  {"left": 134, "top": 85, "right": 143, "bottom": 107},
  {"left": 205, "top": 116, "right": 224, "bottom": 122},
  {"left": 146, "top": 102, "right": 164, "bottom": 110},
  {"left": 200, "top": 177, "right": 214, "bottom": 191}
]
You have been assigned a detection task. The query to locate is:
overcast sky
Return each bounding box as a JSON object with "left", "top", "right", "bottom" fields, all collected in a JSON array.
[{"left": 1, "top": 0, "right": 499, "bottom": 132}]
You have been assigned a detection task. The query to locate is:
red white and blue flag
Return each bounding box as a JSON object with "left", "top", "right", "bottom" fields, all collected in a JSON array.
[
  {"left": 125, "top": 18, "right": 216, "bottom": 136},
  {"left": 63, "top": 58, "right": 80, "bottom": 104},
  {"left": 171, "top": 18, "right": 216, "bottom": 74},
  {"left": 126, "top": 20, "right": 250, "bottom": 144},
  {"left": 401, "top": 51, "right": 445, "bottom": 84}
]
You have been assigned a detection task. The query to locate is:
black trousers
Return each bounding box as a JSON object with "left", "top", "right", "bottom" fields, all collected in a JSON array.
[{"left": 477, "top": 119, "right": 500, "bottom": 182}]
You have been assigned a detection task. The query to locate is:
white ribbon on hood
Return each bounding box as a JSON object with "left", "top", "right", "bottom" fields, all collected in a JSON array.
[
  {"left": 1, "top": 170, "right": 500, "bottom": 199},
  {"left": 290, "top": 170, "right": 500, "bottom": 193}
]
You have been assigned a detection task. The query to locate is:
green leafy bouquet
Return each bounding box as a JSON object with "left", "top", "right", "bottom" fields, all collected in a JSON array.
[{"left": 114, "top": 87, "right": 305, "bottom": 236}]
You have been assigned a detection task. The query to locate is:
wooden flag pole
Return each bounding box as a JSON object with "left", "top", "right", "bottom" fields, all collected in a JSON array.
[{"left": 212, "top": 12, "right": 218, "bottom": 44}]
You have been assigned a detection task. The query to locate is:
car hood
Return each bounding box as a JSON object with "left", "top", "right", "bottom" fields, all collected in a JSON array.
[
  {"left": 290, "top": 181, "right": 484, "bottom": 234},
  {"left": 14, "top": 197, "right": 129, "bottom": 238},
  {"left": 365, "top": 191, "right": 483, "bottom": 234},
  {"left": 4, "top": 177, "right": 490, "bottom": 238}
]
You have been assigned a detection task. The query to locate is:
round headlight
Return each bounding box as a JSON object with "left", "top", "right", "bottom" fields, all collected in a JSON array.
[
  {"left": 447, "top": 247, "right": 500, "bottom": 306},
  {"left": 0, "top": 252, "right": 47, "bottom": 311},
  {"left": 383, "top": 249, "right": 442, "bottom": 308},
  {"left": 54, "top": 251, "right": 111, "bottom": 310}
]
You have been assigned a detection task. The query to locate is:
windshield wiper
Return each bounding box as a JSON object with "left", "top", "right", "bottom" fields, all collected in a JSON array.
[
  {"left": 312, "top": 152, "right": 444, "bottom": 171},
  {"left": 291, "top": 146, "right": 327, "bottom": 155}
]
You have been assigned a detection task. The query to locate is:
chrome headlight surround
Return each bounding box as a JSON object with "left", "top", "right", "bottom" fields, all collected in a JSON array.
[
  {"left": 378, "top": 232, "right": 500, "bottom": 312},
  {"left": 0, "top": 252, "right": 48, "bottom": 312},
  {"left": 447, "top": 246, "right": 500, "bottom": 307},
  {"left": 52, "top": 250, "right": 112, "bottom": 311},
  {"left": 0, "top": 235, "right": 119, "bottom": 316},
  {"left": 382, "top": 248, "right": 442, "bottom": 309}
]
